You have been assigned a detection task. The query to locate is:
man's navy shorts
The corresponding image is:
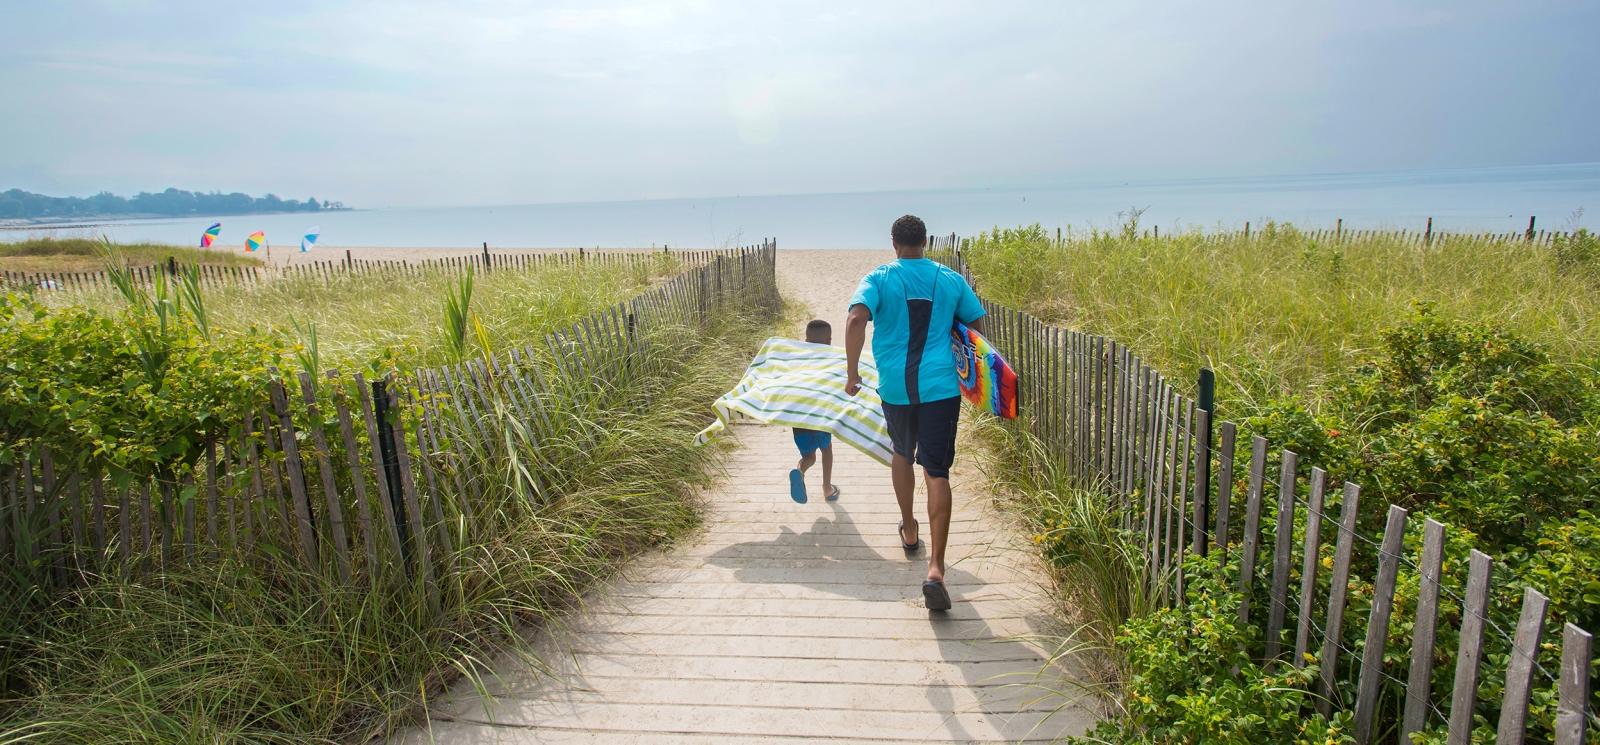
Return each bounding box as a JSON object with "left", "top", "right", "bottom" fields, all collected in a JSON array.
[
  {"left": 793, "top": 428, "right": 832, "bottom": 456},
  {"left": 881, "top": 395, "right": 961, "bottom": 479}
]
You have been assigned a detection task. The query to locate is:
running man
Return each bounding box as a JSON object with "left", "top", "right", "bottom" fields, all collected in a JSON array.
[{"left": 843, "top": 215, "right": 986, "bottom": 610}]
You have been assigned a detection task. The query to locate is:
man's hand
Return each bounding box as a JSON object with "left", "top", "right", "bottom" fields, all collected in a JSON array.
[
  {"left": 844, "top": 304, "right": 871, "bottom": 397},
  {"left": 845, "top": 372, "right": 863, "bottom": 397}
]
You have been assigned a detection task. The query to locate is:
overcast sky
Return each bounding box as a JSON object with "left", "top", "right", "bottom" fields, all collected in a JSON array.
[{"left": 2, "top": 0, "right": 1596, "bottom": 209}]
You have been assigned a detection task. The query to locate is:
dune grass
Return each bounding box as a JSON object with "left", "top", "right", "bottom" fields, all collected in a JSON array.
[
  {"left": 1, "top": 236, "right": 261, "bottom": 272},
  {"left": 957, "top": 222, "right": 1600, "bottom": 413},
  {"left": 44, "top": 253, "right": 682, "bottom": 371},
  {"left": 0, "top": 255, "right": 783, "bottom": 742}
]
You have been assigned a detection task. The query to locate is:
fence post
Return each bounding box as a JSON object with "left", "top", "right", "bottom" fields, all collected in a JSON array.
[
  {"left": 298, "top": 372, "right": 352, "bottom": 584},
  {"left": 1448, "top": 550, "right": 1494, "bottom": 745},
  {"left": 1497, "top": 588, "right": 1551, "bottom": 745},
  {"left": 1194, "top": 369, "right": 1214, "bottom": 555},
  {"left": 1264, "top": 449, "right": 1298, "bottom": 662},
  {"left": 1354, "top": 504, "right": 1408, "bottom": 745},
  {"left": 1556, "top": 623, "right": 1593, "bottom": 745},
  {"left": 270, "top": 377, "right": 320, "bottom": 569},
  {"left": 1293, "top": 467, "right": 1327, "bottom": 669},
  {"left": 370, "top": 376, "right": 411, "bottom": 572},
  {"left": 1402, "top": 518, "right": 1447, "bottom": 740},
  {"left": 1236, "top": 436, "right": 1268, "bottom": 627},
  {"left": 1213, "top": 422, "right": 1237, "bottom": 558},
  {"left": 1318, "top": 482, "right": 1361, "bottom": 718}
]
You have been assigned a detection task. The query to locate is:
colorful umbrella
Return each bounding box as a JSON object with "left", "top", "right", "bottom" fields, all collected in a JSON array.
[
  {"left": 201, "top": 223, "right": 222, "bottom": 248},
  {"left": 246, "top": 231, "right": 266, "bottom": 252},
  {"left": 301, "top": 226, "right": 319, "bottom": 252}
]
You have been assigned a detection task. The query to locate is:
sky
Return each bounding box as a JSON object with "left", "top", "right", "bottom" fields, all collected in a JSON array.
[{"left": 2, "top": 0, "right": 1597, "bottom": 209}]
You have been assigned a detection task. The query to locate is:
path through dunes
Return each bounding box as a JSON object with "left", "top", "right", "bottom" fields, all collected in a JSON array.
[
  {"left": 391, "top": 249, "right": 1096, "bottom": 743},
  {"left": 395, "top": 423, "right": 1095, "bottom": 743}
]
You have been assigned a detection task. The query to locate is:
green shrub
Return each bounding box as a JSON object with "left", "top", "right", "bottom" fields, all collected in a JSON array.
[
  {"left": 0, "top": 291, "right": 287, "bottom": 480},
  {"left": 1074, "top": 555, "right": 1355, "bottom": 745}
]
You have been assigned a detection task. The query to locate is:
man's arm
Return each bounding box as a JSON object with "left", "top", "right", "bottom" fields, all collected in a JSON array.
[
  {"left": 967, "top": 317, "right": 984, "bottom": 335},
  {"left": 844, "top": 304, "right": 871, "bottom": 396}
]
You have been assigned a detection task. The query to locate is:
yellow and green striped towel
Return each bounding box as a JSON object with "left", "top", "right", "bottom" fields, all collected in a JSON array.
[{"left": 695, "top": 337, "right": 893, "bottom": 466}]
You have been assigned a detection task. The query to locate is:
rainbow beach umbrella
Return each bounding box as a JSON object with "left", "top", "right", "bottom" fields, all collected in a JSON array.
[
  {"left": 246, "top": 231, "right": 266, "bottom": 252},
  {"left": 201, "top": 223, "right": 222, "bottom": 248}
]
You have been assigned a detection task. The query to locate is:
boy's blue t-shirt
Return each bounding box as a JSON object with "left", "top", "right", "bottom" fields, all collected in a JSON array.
[{"left": 849, "top": 258, "right": 986, "bottom": 406}]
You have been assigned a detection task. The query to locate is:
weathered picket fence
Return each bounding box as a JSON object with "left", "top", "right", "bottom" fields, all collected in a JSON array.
[
  {"left": 0, "top": 246, "right": 748, "bottom": 293},
  {"left": 930, "top": 240, "right": 1596, "bottom": 745},
  {"left": 1, "top": 242, "right": 778, "bottom": 613}
]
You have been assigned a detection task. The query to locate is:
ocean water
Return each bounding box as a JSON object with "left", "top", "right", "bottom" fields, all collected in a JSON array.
[{"left": 7, "top": 163, "right": 1598, "bottom": 250}]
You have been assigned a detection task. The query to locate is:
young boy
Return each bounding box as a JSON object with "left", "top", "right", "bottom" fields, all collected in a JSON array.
[{"left": 789, "top": 319, "right": 841, "bottom": 504}]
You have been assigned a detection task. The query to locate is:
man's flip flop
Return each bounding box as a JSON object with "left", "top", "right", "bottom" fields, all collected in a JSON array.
[
  {"left": 825, "top": 486, "right": 841, "bottom": 502},
  {"left": 923, "top": 579, "right": 952, "bottom": 611},
  {"left": 788, "top": 469, "right": 807, "bottom": 504},
  {"left": 898, "top": 519, "right": 920, "bottom": 551}
]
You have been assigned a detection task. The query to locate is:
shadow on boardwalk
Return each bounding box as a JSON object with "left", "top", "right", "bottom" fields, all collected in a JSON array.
[{"left": 392, "top": 423, "right": 1096, "bottom": 744}]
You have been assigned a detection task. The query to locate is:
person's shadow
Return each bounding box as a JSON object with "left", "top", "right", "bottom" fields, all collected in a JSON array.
[{"left": 702, "top": 500, "right": 981, "bottom": 601}]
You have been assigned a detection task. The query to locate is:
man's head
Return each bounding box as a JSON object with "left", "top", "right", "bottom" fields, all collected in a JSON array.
[
  {"left": 805, "top": 319, "right": 832, "bottom": 345},
  {"left": 892, "top": 215, "right": 927, "bottom": 258}
]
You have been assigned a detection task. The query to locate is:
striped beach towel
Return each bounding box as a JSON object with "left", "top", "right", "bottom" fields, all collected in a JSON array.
[{"left": 695, "top": 337, "right": 894, "bottom": 466}]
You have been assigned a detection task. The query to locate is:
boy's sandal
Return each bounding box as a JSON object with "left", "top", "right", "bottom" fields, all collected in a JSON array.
[
  {"left": 788, "top": 469, "right": 807, "bottom": 504},
  {"left": 898, "top": 519, "right": 920, "bottom": 551},
  {"left": 922, "top": 579, "right": 952, "bottom": 611},
  {"left": 825, "top": 486, "right": 841, "bottom": 501}
]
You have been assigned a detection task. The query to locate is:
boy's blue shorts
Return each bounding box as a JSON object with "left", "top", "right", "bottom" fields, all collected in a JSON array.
[{"left": 792, "top": 428, "right": 832, "bottom": 456}]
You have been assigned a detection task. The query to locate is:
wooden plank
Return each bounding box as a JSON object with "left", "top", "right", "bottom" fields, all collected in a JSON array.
[
  {"left": 1354, "top": 504, "right": 1409, "bottom": 745},
  {"left": 1236, "top": 436, "right": 1268, "bottom": 627},
  {"left": 1, "top": 466, "right": 12, "bottom": 560},
  {"left": 1191, "top": 408, "right": 1211, "bottom": 555},
  {"left": 1402, "top": 518, "right": 1447, "bottom": 739},
  {"left": 1447, "top": 550, "right": 1494, "bottom": 745},
  {"left": 1213, "top": 422, "right": 1237, "bottom": 558},
  {"left": 409, "top": 387, "right": 456, "bottom": 579},
  {"left": 181, "top": 474, "right": 195, "bottom": 561},
  {"left": 261, "top": 406, "right": 298, "bottom": 554},
  {"left": 1555, "top": 623, "right": 1593, "bottom": 745},
  {"left": 42, "top": 450, "right": 65, "bottom": 585},
  {"left": 91, "top": 473, "right": 107, "bottom": 556},
  {"left": 1264, "top": 449, "right": 1298, "bottom": 661},
  {"left": 1293, "top": 467, "right": 1327, "bottom": 668},
  {"left": 206, "top": 437, "right": 219, "bottom": 553},
  {"left": 1496, "top": 588, "right": 1551, "bottom": 745},
  {"left": 330, "top": 371, "right": 380, "bottom": 579},
  {"left": 356, "top": 372, "right": 406, "bottom": 565},
  {"left": 299, "top": 372, "right": 352, "bottom": 583},
  {"left": 1174, "top": 398, "right": 1194, "bottom": 599},
  {"left": 270, "top": 378, "right": 320, "bottom": 568},
  {"left": 242, "top": 410, "right": 264, "bottom": 553},
  {"left": 386, "top": 379, "right": 439, "bottom": 615}
]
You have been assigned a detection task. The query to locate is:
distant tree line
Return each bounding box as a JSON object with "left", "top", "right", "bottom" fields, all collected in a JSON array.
[{"left": 0, "top": 188, "right": 348, "bottom": 220}]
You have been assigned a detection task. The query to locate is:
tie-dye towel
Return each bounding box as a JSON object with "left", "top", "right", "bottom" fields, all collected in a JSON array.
[{"left": 695, "top": 337, "right": 894, "bottom": 466}]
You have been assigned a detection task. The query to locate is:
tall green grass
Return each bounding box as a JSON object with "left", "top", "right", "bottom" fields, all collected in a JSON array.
[
  {"left": 959, "top": 222, "right": 1600, "bottom": 412},
  {"left": 45, "top": 254, "right": 681, "bottom": 370},
  {"left": 1, "top": 236, "right": 260, "bottom": 267},
  {"left": 1, "top": 257, "right": 780, "bottom": 742}
]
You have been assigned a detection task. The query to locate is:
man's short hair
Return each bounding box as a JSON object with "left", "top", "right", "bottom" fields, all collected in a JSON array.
[
  {"left": 892, "top": 215, "right": 927, "bottom": 249},
  {"left": 805, "top": 319, "right": 832, "bottom": 343}
]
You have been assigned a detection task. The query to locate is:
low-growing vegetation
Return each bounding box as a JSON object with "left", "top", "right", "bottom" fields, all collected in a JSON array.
[{"left": 957, "top": 223, "right": 1600, "bottom": 744}]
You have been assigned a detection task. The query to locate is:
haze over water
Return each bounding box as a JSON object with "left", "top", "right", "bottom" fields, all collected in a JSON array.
[{"left": 9, "top": 163, "right": 1597, "bottom": 250}]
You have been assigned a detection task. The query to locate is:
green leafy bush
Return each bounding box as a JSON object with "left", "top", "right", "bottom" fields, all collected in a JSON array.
[
  {"left": 1074, "top": 556, "right": 1355, "bottom": 745},
  {"left": 0, "top": 291, "right": 285, "bottom": 480}
]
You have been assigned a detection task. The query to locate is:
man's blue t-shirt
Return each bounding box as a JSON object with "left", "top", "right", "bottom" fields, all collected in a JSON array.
[{"left": 849, "top": 258, "right": 987, "bottom": 406}]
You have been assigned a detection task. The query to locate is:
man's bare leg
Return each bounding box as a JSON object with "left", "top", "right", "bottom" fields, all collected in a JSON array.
[
  {"left": 892, "top": 453, "right": 918, "bottom": 546},
  {"left": 924, "top": 472, "right": 952, "bottom": 583}
]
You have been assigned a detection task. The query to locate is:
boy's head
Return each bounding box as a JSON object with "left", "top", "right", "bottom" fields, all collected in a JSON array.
[{"left": 805, "top": 319, "right": 832, "bottom": 345}]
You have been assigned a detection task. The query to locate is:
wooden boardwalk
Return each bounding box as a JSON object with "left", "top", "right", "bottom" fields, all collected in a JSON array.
[{"left": 394, "top": 421, "right": 1095, "bottom": 744}]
